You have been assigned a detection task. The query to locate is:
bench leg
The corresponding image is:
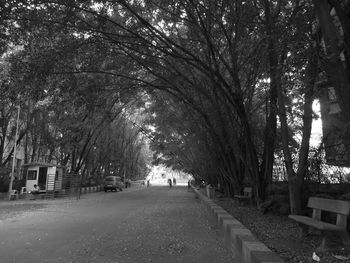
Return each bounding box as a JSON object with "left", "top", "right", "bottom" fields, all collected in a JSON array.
[
  {"left": 316, "top": 231, "right": 347, "bottom": 252},
  {"left": 298, "top": 224, "right": 310, "bottom": 238},
  {"left": 316, "top": 236, "right": 329, "bottom": 252},
  {"left": 339, "top": 232, "right": 350, "bottom": 248}
]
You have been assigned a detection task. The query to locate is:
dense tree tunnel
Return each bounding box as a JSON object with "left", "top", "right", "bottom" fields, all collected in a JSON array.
[{"left": 1, "top": 0, "right": 350, "bottom": 214}]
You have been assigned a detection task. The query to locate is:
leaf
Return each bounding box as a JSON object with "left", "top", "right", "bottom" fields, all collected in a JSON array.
[{"left": 312, "top": 252, "right": 320, "bottom": 262}]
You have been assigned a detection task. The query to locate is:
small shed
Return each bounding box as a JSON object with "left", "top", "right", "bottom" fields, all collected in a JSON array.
[{"left": 23, "top": 163, "right": 65, "bottom": 192}]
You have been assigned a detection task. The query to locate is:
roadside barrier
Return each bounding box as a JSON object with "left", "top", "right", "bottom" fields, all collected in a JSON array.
[
  {"left": 80, "top": 185, "right": 102, "bottom": 195},
  {"left": 191, "top": 186, "right": 284, "bottom": 263},
  {"left": 2, "top": 181, "right": 143, "bottom": 201}
]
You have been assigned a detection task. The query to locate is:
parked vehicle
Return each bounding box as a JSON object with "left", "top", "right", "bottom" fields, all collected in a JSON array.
[{"left": 103, "top": 176, "right": 124, "bottom": 192}]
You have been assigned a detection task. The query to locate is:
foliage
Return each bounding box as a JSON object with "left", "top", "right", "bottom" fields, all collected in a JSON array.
[
  {"left": 0, "top": 1, "right": 348, "bottom": 215},
  {"left": 0, "top": 1, "right": 152, "bottom": 183}
]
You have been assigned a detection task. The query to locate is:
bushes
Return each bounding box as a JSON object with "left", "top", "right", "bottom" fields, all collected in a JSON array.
[
  {"left": 339, "top": 192, "right": 350, "bottom": 201},
  {"left": 260, "top": 182, "right": 350, "bottom": 216},
  {"left": 267, "top": 182, "right": 289, "bottom": 195},
  {"left": 259, "top": 183, "right": 290, "bottom": 216},
  {"left": 0, "top": 178, "right": 9, "bottom": 192},
  {"left": 305, "top": 182, "right": 350, "bottom": 199},
  {"left": 259, "top": 194, "right": 290, "bottom": 215},
  {"left": 0, "top": 168, "right": 11, "bottom": 192}
]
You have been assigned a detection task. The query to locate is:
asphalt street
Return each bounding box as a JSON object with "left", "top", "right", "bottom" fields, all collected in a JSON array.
[{"left": 0, "top": 185, "right": 234, "bottom": 263}]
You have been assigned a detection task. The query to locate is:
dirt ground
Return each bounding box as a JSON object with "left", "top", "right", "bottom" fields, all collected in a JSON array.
[{"left": 213, "top": 195, "right": 350, "bottom": 263}]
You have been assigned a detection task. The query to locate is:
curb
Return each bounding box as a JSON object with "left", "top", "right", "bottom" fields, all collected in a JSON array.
[
  {"left": 80, "top": 185, "right": 102, "bottom": 194},
  {"left": 192, "top": 187, "right": 284, "bottom": 263}
]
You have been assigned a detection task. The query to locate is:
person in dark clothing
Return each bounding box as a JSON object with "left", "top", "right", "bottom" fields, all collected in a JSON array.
[
  {"left": 31, "top": 184, "right": 40, "bottom": 195},
  {"left": 168, "top": 178, "right": 172, "bottom": 188}
]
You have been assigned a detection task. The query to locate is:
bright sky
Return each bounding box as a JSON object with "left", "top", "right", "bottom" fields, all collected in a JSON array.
[{"left": 310, "top": 100, "right": 322, "bottom": 147}]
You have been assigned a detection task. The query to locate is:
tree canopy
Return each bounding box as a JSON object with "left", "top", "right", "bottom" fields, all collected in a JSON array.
[{"left": 1, "top": 0, "right": 350, "bottom": 214}]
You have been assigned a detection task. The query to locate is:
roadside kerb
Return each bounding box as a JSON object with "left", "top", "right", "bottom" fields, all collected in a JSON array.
[
  {"left": 80, "top": 185, "right": 103, "bottom": 195},
  {"left": 192, "top": 186, "right": 284, "bottom": 263}
]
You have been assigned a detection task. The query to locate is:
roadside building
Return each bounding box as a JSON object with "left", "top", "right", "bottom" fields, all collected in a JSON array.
[{"left": 22, "top": 163, "right": 65, "bottom": 193}]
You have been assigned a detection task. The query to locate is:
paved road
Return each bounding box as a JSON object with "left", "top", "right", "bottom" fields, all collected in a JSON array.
[{"left": 0, "top": 186, "right": 234, "bottom": 263}]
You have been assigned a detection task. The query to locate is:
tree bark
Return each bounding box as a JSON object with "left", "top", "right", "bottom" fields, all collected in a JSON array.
[
  {"left": 258, "top": 1, "right": 280, "bottom": 202},
  {"left": 313, "top": 0, "right": 350, "bottom": 116}
]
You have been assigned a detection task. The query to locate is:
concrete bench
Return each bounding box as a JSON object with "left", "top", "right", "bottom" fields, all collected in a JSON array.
[
  {"left": 9, "top": 190, "right": 19, "bottom": 200},
  {"left": 234, "top": 187, "right": 252, "bottom": 205},
  {"left": 289, "top": 197, "right": 350, "bottom": 251}
]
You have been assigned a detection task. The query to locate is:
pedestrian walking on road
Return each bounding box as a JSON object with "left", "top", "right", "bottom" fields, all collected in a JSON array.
[
  {"left": 168, "top": 178, "right": 172, "bottom": 188},
  {"left": 173, "top": 178, "right": 176, "bottom": 186}
]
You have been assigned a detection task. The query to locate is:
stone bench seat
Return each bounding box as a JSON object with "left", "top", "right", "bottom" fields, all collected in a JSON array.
[
  {"left": 288, "top": 197, "right": 350, "bottom": 251},
  {"left": 289, "top": 215, "right": 345, "bottom": 232}
]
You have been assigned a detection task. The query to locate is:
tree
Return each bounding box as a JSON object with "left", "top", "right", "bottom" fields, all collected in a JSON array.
[
  {"left": 3, "top": 1, "right": 341, "bottom": 215},
  {"left": 1, "top": 1, "right": 152, "bottom": 181},
  {"left": 313, "top": 0, "right": 350, "bottom": 166}
]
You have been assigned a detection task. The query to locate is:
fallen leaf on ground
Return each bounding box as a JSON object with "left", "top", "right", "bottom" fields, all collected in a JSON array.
[{"left": 312, "top": 252, "right": 320, "bottom": 262}]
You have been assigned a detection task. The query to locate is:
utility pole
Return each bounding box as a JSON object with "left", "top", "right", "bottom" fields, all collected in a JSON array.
[{"left": 8, "top": 105, "right": 20, "bottom": 200}]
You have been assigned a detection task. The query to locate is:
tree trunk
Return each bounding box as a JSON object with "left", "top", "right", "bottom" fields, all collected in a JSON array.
[
  {"left": 30, "top": 129, "right": 38, "bottom": 163},
  {"left": 259, "top": 50, "right": 278, "bottom": 201},
  {"left": 282, "top": 42, "right": 317, "bottom": 215},
  {"left": 258, "top": 1, "right": 279, "bottom": 202},
  {"left": 0, "top": 116, "right": 9, "bottom": 166},
  {"left": 314, "top": 0, "right": 350, "bottom": 158},
  {"left": 294, "top": 32, "right": 319, "bottom": 213},
  {"left": 314, "top": 0, "right": 350, "bottom": 116},
  {"left": 70, "top": 147, "right": 76, "bottom": 173}
]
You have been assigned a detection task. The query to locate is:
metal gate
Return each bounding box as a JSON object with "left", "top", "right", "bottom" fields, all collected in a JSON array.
[{"left": 45, "top": 173, "right": 81, "bottom": 200}]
